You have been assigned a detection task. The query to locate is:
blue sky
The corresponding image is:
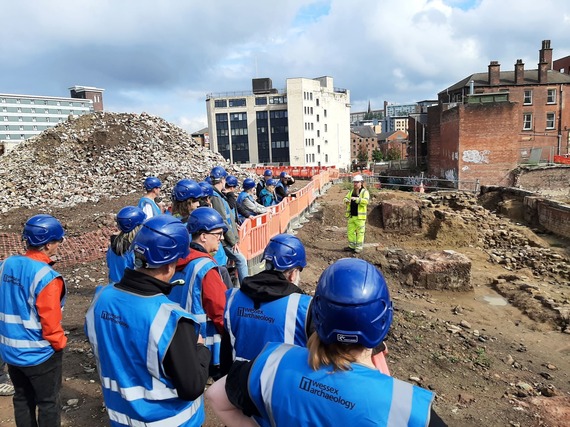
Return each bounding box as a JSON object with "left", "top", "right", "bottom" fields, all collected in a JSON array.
[{"left": 2, "top": 0, "right": 569, "bottom": 133}]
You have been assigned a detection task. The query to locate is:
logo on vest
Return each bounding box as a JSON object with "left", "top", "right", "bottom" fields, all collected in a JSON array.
[
  {"left": 3, "top": 274, "right": 22, "bottom": 288},
  {"left": 101, "top": 311, "right": 129, "bottom": 328},
  {"left": 336, "top": 333, "right": 358, "bottom": 343},
  {"left": 237, "top": 307, "right": 275, "bottom": 324},
  {"left": 299, "top": 376, "right": 355, "bottom": 410}
]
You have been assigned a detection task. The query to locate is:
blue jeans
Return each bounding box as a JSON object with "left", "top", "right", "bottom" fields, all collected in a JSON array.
[{"left": 223, "top": 245, "right": 248, "bottom": 284}]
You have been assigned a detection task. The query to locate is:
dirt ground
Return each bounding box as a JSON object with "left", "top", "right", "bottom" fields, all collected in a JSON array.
[{"left": 0, "top": 183, "right": 569, "bottom": 426}]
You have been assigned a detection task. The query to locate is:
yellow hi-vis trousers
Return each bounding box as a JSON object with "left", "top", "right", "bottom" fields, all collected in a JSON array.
[{"left": 347, "top": 216, "right": 366, "bottom": 250}]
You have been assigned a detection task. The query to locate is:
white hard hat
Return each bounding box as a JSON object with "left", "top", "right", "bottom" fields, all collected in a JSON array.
[{"left": 352, "top": 174, "right": 364, "bottom": 182}]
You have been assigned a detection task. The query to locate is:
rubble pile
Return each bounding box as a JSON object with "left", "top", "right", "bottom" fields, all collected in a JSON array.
[
  {"left": 421, "top": 192, "right": 570, "bottom": 280},
  {"left": 0, "top": 112, "right": 246, "bottom": 212}
]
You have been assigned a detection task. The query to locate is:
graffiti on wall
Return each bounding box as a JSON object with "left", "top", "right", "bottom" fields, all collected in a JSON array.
[{"left": 462, "top": 150, "right": 490, "bottom": 164}]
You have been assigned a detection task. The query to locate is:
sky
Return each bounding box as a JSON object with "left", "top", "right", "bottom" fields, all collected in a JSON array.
[{"left": 2, "top": 0, "right": 570, "bottom": 133}]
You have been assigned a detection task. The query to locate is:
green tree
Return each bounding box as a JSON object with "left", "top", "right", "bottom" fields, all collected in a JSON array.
[
  {"left": 372, "top": 149, "right": 383, "bottom": 162},
  {"left": 357, "top": 146, "right": 369, "bottom": 164},
  {"left": 385, "top": 147, "right": 402, "bottom": 161}
]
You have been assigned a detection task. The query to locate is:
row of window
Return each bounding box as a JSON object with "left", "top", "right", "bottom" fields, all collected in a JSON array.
[
  {"left": 305, "top": 138, "right": 315, "bottom": 146},
  {"left": 214, "top": 96, "right": 288, "bottom": 108},
  {"left": 522, "top": 112, "right": 556, "bottom": 130},
  {"left": 523, "top": 88, "right": 557, "bottom": 105},
  {"left": 4, "top": 124, "right": 45, "bottom": 131},
  {"left": 3, "top": 116, "right": 62, "bottom": 123},
  {"left": 0, "top": 98, "right": 87, "bottom": 107}
]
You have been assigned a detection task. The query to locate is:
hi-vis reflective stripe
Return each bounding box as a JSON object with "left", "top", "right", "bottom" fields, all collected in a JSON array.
[
  {"left": 387, "top": 380, "right": 414, "bottom": 427},
  {"left": 0, "top": 334, "right": 51, "bottom": 349},
  {"left": 146, "top": 303, "right": 184, "bottom": 380},
  {"left": 100, "top": 375, "right": 178, "bottom": 401},
  {"left": 85, "top": 293, "right": 179, "bottom": 401},
  {"left": 183, "top": 258, "right": 213, "bottom": 312},
  {"left": 224, "top": 288, "right": 239, "bottom": 360},
  {"left": 203, "top": 334, "right": 221, "bottom": 346},
  {"left": 284, "top": 294, "right": 301, "bottom": 344},
  {"left": 107, "top": 394, "right": 203, "bottom": 427},
  {"left": 258, "top": 344, "right": 294, "bottom": 427},
  {"left": 0, "top": 264, "right": 52, "bottom": 330}
]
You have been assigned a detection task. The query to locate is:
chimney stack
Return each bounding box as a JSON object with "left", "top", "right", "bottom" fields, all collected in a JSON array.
[
  {"left": 539, "top": 39, "right": 553, "bottom": 70},
  {"left": 514, "top": 59, "right": 525, "bottom": 84},
  {"left": 488, "top": 61, "right": 500, "bottom": 86}
]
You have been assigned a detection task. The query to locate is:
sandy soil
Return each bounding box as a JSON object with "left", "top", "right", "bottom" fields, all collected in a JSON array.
[{"left": 0, "top": 183, "right": 568, "bottom": 426}]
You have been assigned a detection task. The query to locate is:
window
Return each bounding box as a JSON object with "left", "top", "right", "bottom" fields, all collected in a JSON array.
[
  {"left": 16, "top": 98, "right": 21, "bottom": 104},
  {"left": 523, "top": 113, "right": 532, "bottom": 130},
  {"left": 228, "top": 98, "right": 246, "bottom": 107},
  {"left": 324, "top": 124, "right": 327, "bottom": 132},
  {"left": 523, "top": 90, "right": 532, "bottom": 105},
  {"left": 316, "top": 98, "right": 319, "bottom": 107},
  {"left": 18, "top": 117, "right": 22, "bottom": 122},
  {"left": 547, "top": 89, "right": 556, "bottom": 104},
  {"left": 325, "top": 154, "right": 328, "bottom": 162},
  {"left": 20, "top": 134, "right": 25, "bottom": 139},
  {"left": 30, "top": 99, "right": 35, "bottom": 105},
  {"left": 33, "top": 125, "right": 37, "bottom": 131},
  {"left": 31, "top": 108, "right": 35, "bottom": 113},
  {"left": 324, "top": 109, "right": 327, "bottom": 117},
  {"left": 255, "top": 97, "right": 267, "bottom": 106},
  {"left": 546, "top": 112, "right": 555, "bottom": 129},
  {"left": 269, "top": 96, "right": 287, "bottom": 104},
  {"left": 17, "top": 107, "right": 21, "bottom": 113},
  {"left": 317, "top": 130, "right": 320, "bottom": 137},
  {"left": 316, "top": 114, "right": 319, "bottom": 122},
  {"left": 19, "top": 125, "right": 23, "bottom": 131}
]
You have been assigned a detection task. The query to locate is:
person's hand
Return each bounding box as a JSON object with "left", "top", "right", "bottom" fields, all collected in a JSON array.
[{"left": 351, "top": 196, "right": 359, "bottom": 202}]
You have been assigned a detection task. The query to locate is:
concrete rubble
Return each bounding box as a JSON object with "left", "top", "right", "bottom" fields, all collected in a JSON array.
[{"left": 0, "top": 112, "right": 248, "bottom": 212}]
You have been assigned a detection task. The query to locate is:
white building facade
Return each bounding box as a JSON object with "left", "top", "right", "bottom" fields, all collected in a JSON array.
[
  {"left": 205, "top": 76, "right": 351, "bottom": 170},
  {"left": 0, "top": 86, "right": 104, "bottom": 153}
]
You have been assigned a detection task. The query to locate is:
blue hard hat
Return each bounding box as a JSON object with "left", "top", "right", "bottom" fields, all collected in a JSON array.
[
  {"left": 263, "top": 234, "right": 307, "bottom": 271},
  {"left": 116, "top": 206, "right": 146, "bottom": 233},
  {"left": 313, "top": 258, "right": 393, "bottom": 348},
  {"left": 210, "top": 166, "right": 228, "bottom": 180},
  {"left": 172, "top": 179, "right": 202, "bottom": 202},
  {"left": 279, "top": 171, "right": 287, "bottom": 178},
  {"left": 131, "top": 215, "right": 189, "bottom": 268},
  {"left": 267, "top": 179, "right": 279, "bottom": 187},
  {"left": 226, "top": 175, "right": 238, "bottom": 188},
  {"left": 144, "top": 176, "right": 162, "bottom": 191},
  {"left": 186, "top": 207, "right": 228, "bottom": 235},
  {"left": 205, "top": 176, "right": 212, "bottom": 185},
  {"left": 198, "top": 181, "right": 214, "bottom": 197},
  {"left": 263, "top": 169, "right": 273, "bottom": 177},
  {"left": 22, "top": 214, "right": 65, "bottom": 247},
  {"left": 243, "top": 178, "right": 256, "bottom": 191}
]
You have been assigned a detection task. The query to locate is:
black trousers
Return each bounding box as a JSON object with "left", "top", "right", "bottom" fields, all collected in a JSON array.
[{"left": 8, "top": 351, "right": 63, "bottom": 427}]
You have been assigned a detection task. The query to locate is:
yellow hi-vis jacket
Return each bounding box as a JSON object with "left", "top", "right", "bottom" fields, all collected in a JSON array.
[{"left": 344, "top": 188, "right": 370, "bottom": 219}]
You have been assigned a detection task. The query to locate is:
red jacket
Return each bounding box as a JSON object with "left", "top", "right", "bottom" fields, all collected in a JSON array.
[{"left": 26, "top": 250, "right": 67, "bottom": 351}]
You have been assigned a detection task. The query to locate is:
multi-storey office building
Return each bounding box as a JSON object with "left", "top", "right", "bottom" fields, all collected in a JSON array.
[
  {"left": 0, "top": 85, "right": 104, "bottom": 152},
  {"left": 205, "top": 76, "right": 351, "bottom": 170}
]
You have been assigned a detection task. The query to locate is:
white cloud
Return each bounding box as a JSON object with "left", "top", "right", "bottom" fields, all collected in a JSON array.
[{"left": 3, "top": 0, "right": 570, "bottom": 130}]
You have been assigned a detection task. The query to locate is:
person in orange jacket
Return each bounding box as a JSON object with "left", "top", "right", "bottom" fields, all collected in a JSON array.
[{"left": 0, "top": 214, "right": 67, "bottom": 426}]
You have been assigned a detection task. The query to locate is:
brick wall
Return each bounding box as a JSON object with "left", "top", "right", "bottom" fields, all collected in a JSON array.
[
  {"left": 514, "top": 166, "right": 570, "bottom": 190},
  {"left": 481, "top": 186, "right": 570, "bottom": 239},
  {"left": 458, "top": 102, "right": 519, "bottom": 186}
]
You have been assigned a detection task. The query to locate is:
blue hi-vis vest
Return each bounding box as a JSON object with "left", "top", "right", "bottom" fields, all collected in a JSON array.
[
  {"left": 0, "top": 255, "right": 65, "bottom": 367},
  {"left": 137, "top": 197, "right": 162, "bottom": 218},
  {"left": 236, "top": 191, "right": 255, "bottom": 223},
  {"left": 85, "top": 285, "right": 204, "bottom": 427},
  {"left": 168, "top": 255, "right": 222, "bottom": 365},
  {"left": 106, "top": 247, "right": 134, "bottom": 284},
  {"left": 210, "top": 191, "right": 234, "bottom": 233},
  {"left": 225, "top": 288, "right": 311, "bottom": 362},
  {"left": 248, "top": 343, "right": 434, "bottom": 427},
  {"left": 259, "top": 188, "right": 277, "bottom": 207},
  {"left": 274, "top": 181, "right": 288, "bottom": 202}
]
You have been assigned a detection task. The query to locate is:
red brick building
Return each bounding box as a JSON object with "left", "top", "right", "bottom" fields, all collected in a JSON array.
[
  {"left": 428, "top": 40, "right": 570, "bottom": 187},
  {"left": 350, "top": 126, "right": 378, "bottom": 165},
  {"left": 377, "top": 130, "right": 408, "bottom": 159}
]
